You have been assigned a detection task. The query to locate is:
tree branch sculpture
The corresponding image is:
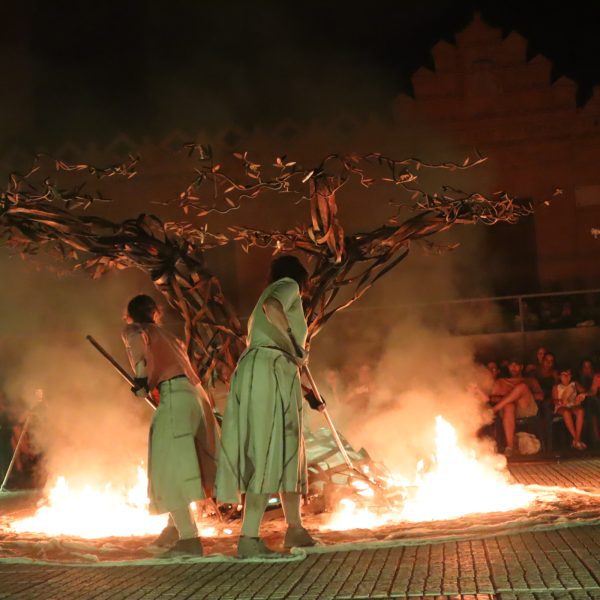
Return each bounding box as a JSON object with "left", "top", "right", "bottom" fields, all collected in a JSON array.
[
  {"left": 176, "top": 146, "right": 533, "bottom": 340},
  {"left": 0, "top": 147, "right": 534, "bottom": 390}
]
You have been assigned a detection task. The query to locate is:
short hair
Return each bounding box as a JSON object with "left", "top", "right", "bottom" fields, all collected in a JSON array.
[
  {"left": 127, "top": 295, "right": 158, "bottom": 324},
  {"left": 508, "top": 357, "right": 523, "bottom": 366},
  {"left": 269, "top": 255, "right": 309, "bottom": 290},
  {"left": 558, "top": 367, "right": 572, "bottom": 375}
]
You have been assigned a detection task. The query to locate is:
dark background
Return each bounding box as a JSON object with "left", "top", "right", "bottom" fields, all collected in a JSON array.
[{"left": 2, "top": 1, "right": 599, "bottom": 147}]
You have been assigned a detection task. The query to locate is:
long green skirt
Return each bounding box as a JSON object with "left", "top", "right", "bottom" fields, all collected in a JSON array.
[
  {"left": 216, "top": 347, "right": 307, "bottom": 503},
  {"left": 148, "top": 377, "right": 218, "bottom": 514}
]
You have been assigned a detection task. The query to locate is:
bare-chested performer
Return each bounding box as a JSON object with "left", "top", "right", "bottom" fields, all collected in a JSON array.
[{"left": 123, "top": 294, "right": 219, "bottom": 556}]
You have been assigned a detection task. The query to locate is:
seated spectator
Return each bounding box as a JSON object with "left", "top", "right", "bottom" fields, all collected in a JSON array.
[
  {"left": 486, "top": 361, "right": 500, "bottom": 381},
  {"left": 531, "top": 352, "right": 558, "bottom": 452},
  {"left": 553, "top": 367, "right": 587, "bottom": 450},
  {"left": 533, "top": 352, "right": 558, "bottom": 393},
  {"left": 578, "top": 358, "right": 596, "bottom": 391},
  {"left": 514, "top": 301, "right": 540, "bottom": 331},
  {"left": 525, "top": 346, "right": 546, "bottom": 375},
  {"left": 490, "top": 358, "right": 543, "bottom": 457},
  {"left": 578, "top": 359, "right": 600, "bottom": 448},
  {"left": 580, "top": 293, "right": 600, "bottom": 325},
  {"left": 550, "top": 301, "right": 577, "bottom": 329},
  {"left": 539, "top": 301, "right": 553, "bottom": 329}
]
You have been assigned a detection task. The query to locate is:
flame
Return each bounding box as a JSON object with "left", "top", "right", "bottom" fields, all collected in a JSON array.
[
  {"left": 400, "top": 416, "right": 534, "bottom": 521},
  {"left": 10, "top": 467, "right": 168, "bottom": 538},
  {"left": 325, "top": 415, "right": 535, "bottom": 531}
]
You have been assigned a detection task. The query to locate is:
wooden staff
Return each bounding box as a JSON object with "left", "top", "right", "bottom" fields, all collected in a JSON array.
[{"left": 86, "top": 335, "right": 158, "bottom": 410}]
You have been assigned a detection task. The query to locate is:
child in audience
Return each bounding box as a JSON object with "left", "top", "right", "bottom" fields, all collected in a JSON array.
[{"left": 553, "top": 367, "right": 587, "bottom": 450}]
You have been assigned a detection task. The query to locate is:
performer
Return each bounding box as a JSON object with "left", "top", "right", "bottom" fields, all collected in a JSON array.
[
  {"left": 216, "top": 255, "right": 325, "bottom": 558},
  {"left": 122, "top": 294, "right": 219, "bottom": 556}
]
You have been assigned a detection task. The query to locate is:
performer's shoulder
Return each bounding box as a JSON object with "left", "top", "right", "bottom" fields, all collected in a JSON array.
[
  {"left": 122, "top": 322, "right": 146, "bottom": 340},
  {"left": 270, "top": 277, "right": 299, "bottom": 292}
]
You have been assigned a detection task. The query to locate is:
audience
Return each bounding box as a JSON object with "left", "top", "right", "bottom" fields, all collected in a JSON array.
[{"left": 474, "top": 346, "right": 600, "bottom": 457}]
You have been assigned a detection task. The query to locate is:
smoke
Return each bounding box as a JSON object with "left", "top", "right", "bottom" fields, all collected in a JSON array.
[
  {"left": 0, "top": 251, "right": 158, "bottom": 489},
  {"left": 309, "top": 224, "right": 502, "bottom": 479},
  {"left": 341, "top": 315, "right": 494, "bottom": 476}
]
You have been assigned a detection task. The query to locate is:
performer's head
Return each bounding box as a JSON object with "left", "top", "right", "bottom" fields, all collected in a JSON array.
[
  {"left": 126, "top": 294, "right": 160, "bottom": 324},
  {"left": 269, "top": 255, "right": 309, "bottom": 292}
]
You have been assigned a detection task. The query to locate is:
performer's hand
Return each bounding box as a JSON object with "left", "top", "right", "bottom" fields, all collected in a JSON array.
[
  {"left": 305, "top": 389, "right": 326, "bottom": 411},
  {"left": 131, "top": 377, "right": 149, "bottom": 397}
]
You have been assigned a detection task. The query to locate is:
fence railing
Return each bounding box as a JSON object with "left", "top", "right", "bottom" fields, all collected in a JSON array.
[{"left": 343, "top": 287, "right": 600, "bottom": 337}]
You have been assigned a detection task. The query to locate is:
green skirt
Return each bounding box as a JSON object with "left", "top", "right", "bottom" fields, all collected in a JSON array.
[{"left": 215, "top": 347, "right": 307, "bottom": 503}]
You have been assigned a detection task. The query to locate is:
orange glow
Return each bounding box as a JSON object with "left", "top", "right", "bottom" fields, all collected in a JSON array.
[
  {"left": 324, "top": 415, "right": 535, "bottom": 531},
  {"left": 9, "top": 467, "right": 168, "bottom": 538},
  {"left": 8, "top": 467, "right": 235, "bottom": 539}
]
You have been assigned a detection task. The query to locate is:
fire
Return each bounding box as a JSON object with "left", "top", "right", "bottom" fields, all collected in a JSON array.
[
  {"left": 325, "top": 415, "right": 535, "bottom": 531},
  {"left": 10, "top": 467, "right": 168, "bottom": 538},
  {"left": 400, "top": 416, "right": 534, "bottom": 521}
]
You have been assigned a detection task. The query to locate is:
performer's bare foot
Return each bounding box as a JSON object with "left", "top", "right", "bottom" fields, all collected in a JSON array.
[
  {"left": 283, "top": 525, "right": 316, "bottom": 548},
  {"left": 237, "top": 536, "right": 281, "bottom": 558},
  {"left": 163, "top": 536, "right": 204, "bottom": 557}
]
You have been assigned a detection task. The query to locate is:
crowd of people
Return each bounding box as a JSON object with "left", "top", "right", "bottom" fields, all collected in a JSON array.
[{"left": 475, "top": 347, "right": 600, "bottom": 457}]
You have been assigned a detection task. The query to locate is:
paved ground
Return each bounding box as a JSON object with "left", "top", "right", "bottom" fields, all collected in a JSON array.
[{"left": 2, "top": 458, "right": 600, "bottom": 599}]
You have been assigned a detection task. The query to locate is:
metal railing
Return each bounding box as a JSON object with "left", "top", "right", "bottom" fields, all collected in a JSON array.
[{"left": 343, "top": 287, "right": 600, "bottom": 336}]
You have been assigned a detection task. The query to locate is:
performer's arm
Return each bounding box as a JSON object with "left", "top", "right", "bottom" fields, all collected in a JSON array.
[
  {"left": 122, "top": 326, "right": 150, "bottom": 396},
  {"left": 263, "top": 296, "right": 305, "bottom": 359},
  {"left": 263, "top": 297, "right": 291, "bottom": 333}
]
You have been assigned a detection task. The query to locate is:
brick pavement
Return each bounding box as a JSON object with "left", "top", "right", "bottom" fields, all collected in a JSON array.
[{"left": 1, "top": 459, "right": 600, "bottom": 599}]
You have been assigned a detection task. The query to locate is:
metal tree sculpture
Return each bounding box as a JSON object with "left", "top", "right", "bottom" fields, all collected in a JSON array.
[
  {"left": 0, "top": 147, "right": 533, "bottom": 388},
  {"left": 0, "top": 155, "right": 244, "bottom": 391},
  {"left": 177, "top": 146, "right": 534, "bottom": 341}
]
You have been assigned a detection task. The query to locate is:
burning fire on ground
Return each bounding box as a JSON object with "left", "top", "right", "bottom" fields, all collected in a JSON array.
[
  {"left": 7, "top": 465, "right": 233, "bottom": 539},
  {"left": 9, "top": 467, "right": 168, "bottom": 538},
  {"left": 7, "top": 416, "right": 553, "bottom": 539},
  {"left": 324, "top": 416, "right": 537, "bottom": 531}
]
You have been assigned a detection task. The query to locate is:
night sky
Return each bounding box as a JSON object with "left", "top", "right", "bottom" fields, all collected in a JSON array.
[{"left": 3, "top": 1, "right": 600, "bottom": 147}]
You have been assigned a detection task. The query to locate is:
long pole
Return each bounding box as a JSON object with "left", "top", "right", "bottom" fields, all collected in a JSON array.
[
  {"left": 0, "top": 389, "right": 44, "bottom": 493},
  {"left": 0, "top": 415, "right": 32, "bottom": 493},
  {"left": 86, "top": 335, "right": 157, "bottom": 410},
  {"left": 301, "top": 365, "right": 356, "bottom": 472}
]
